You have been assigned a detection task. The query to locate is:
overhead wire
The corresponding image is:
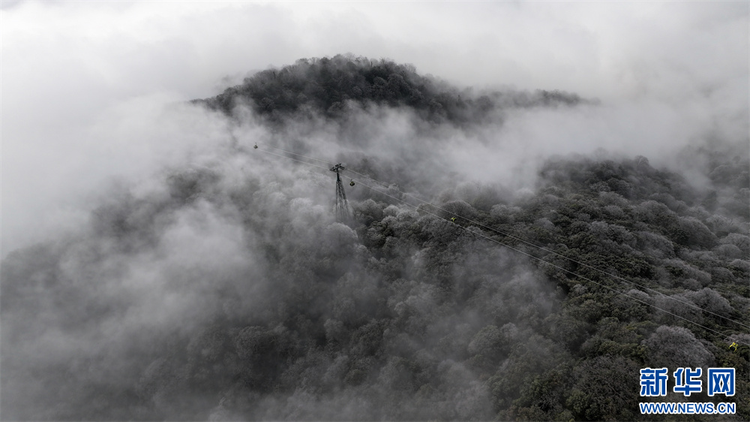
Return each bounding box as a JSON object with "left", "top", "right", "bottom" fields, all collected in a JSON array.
[
  {"left": 351, "top": 177, "right": 748, "bottom": 344},
  {"left": 373, "top": 180, "right": 750, "bottom": 332},
  {"left": 252, "top": 143, "right": 750, "bottom": 345},
  {"left": 259, "top": 143, "right": 750, "bottom": 333},
  {"left": 261, "top": 144, "right": 332, "bottom": 167},
  {"left": 255, "top": 147, "right": 331, "bottom": 172}
]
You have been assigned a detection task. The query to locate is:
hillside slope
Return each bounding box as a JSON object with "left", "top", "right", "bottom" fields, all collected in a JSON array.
[{"left": 2, "top": 55, "right": 748, "bottom": 421}]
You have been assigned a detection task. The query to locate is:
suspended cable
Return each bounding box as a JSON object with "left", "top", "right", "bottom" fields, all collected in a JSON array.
[
  {"left": 262, "top": 144, "right": 333, "bottom": 166},
  {"left": 353, "top": 178, "right": 749, "bottom": 345},
  {"left": 254, "top": 146, "right": 330, "bottom": 172},
  {"left": 251, "top": 142, "right": 750, "bottom": 345},
  {"left": 258, "top": 143, "right": 750, "bottom": 332},
  {"left": 386, "top": 185, "right": 750, "bottom": 331}
]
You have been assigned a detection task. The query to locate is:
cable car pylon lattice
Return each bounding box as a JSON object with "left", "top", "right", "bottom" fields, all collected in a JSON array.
[
  {"left": 251, "top": 143, "right": 749, "bottom": 346},
  {"left": 330, "top": 163, "right": 351, "bottom": 221}
]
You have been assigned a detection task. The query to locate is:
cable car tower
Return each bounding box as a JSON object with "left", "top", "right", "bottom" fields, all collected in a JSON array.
[{"left": 330, "top": 163, "right": 350, "bottom": 221}]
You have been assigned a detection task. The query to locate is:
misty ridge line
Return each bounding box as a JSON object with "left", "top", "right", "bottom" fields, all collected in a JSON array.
[
  {"left": 194, "top": 53, "right": 595, "bottom": 128},
  {"left": 2, "top": 53, "right": 748, "bottom": 421},
  {"left": 254, "top": 142, "right": 750, "bottom": 342}
]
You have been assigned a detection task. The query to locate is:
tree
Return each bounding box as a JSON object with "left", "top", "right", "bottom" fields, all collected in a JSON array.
[{"left": 643, "top": 325, "right": 714, "bottom": 370}]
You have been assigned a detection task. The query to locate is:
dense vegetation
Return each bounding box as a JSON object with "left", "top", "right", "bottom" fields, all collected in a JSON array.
[
  {"left": 2, "top": 55, "right": 748, "bottom": 421},
  {"left": 193, "top": 53, "right": 587, "bottom": 126}
]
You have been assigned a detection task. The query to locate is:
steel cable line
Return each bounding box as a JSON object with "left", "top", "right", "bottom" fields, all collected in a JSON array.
[
  {"left": 252, "top": 143, "right": 749, "bottom": 344},
  {"left": 342, "top": 163, "right": 750, "bottom": 331},
  {"left": 254, "top": 147, "right": 331, "bottom": 172},
  {"left": 376, "top": 181, "right": 750, "bottom": 332},
  {"left": 259, "top": 143, "right": 750, "bottom": 332},
  {"left": 261, "top": 144, "right": 332, "bottom": 166},
  {"left": 351, "top": 177, "right": 749, "bottom": 346}
]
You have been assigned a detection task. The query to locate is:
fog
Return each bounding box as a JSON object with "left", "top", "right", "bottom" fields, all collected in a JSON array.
[
  {"left": 1, "top": 1, "right": 748, "bottom": 421},
  {"left": 3, "top": 1, "right": 747, "bottom": 256}
]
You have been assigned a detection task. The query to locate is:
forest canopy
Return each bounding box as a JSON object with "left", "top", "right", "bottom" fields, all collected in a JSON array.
[
  {"left": 193, "top": 54, "right": 588, "bottom": 126},
  {"left": 2, "top": 55, "right": 748, "bottom": 421}
]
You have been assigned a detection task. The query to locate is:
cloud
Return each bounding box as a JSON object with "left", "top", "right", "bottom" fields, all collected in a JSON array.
[
  {"left": 2, "top": 1, "right": 746, "bottom": 256},
  {"left": 1, "top": 3, "right": 748, "bottom": 418}
]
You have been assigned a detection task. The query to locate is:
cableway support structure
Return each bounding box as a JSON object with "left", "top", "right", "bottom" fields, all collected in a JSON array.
[{"left": 330, "top": 163, "right": 350, "bottom": 222}]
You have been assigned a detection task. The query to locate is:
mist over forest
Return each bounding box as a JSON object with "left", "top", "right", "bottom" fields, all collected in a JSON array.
[{"left": 1, "top": 52, "right": 748, "bottom": 421}]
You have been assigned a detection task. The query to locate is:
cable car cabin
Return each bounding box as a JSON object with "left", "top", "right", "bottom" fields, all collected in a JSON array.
[
  {"left": 350, "top": 180, "right": 355, "bottom": 186},
  {"left": 254, "top": 144, "right": 258, "bottom": 149}
]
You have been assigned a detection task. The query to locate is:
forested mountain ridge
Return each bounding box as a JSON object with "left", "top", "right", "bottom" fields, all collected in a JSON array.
[
  {"left": 193, "top": 54, "right": 588, "bottom": 125},
  {"left": 1, "top": 55, "right": 748, "bottom": 421}
]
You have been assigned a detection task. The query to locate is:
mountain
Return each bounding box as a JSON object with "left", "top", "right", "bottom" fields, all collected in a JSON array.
[
  {"left": 193, "top": 53, "right": 588, "bottom": 125},
  {"left": 2, "top": 55, "right": 748, "bottom": 421}
]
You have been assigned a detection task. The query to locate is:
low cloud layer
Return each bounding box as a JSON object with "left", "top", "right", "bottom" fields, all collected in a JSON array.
[
  {"left": 2, "top": 1, "right": 747, "bottom": 255},
  {"left": 1, "top": 2, "right": 748, "bottom": 421}
]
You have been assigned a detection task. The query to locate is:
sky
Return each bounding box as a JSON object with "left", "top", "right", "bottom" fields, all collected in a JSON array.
[{"left": 1, "top": 0, "right": 748, "bottom": 257}]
